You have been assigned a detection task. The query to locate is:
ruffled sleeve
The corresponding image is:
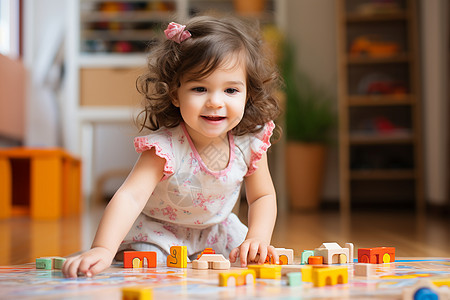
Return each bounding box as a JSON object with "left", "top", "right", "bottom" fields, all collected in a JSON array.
[
  {"left": 235, "top": 121, "right": 275, "bottom": 177},
  {"left": 134, "top": 128, "right": 175, "bottom": 180}
]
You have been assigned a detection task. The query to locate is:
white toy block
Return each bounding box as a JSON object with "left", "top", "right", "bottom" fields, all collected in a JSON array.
[
  {"left": 314, "top": 242, "right": 350, "bottom": 264},
  {"left": 192, "top": 254, "right": 230, "bottom": 270}
]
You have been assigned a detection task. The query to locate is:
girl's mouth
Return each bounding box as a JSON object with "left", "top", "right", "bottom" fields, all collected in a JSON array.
[{"left": 202, "top": 116, "right": 226, "bottom": 121}]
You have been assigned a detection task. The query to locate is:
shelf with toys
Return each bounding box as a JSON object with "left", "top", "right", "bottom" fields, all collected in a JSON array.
[{"left": 337, "top": 0, "right": 423, "bottom": 211}]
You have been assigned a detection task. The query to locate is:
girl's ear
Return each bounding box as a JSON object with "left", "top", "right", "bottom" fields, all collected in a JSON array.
[{"left": 171, "top": 97, "right": 180, "bottom": 107}]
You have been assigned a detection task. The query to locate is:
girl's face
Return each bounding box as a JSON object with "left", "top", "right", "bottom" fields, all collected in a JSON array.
[{"left": 174, "top": 55, "right": 247, "bottom": 146}]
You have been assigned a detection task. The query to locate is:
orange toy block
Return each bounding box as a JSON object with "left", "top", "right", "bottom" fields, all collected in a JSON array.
[
  {"left": 358, "top": 247, "right": 395, "bottom": 264},
  {"left": 308, "top": 256, "right": 324, "bottom": 265},
  {"left": 264, "top": 248, "right": 294, "bottom": 265},
  {"left": 123, "top": 251, "right": 157, "bottom": 268},
  {"left": 197, "top": 248, "right": 215, "bottom": 259},
  {"left": 167, "top": 246, "right": 187, "bottom": 268}
]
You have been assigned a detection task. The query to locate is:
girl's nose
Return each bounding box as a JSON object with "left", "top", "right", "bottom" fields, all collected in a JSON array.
[{"left": 206, "top": 92, "right": 224, "bottom": 108}]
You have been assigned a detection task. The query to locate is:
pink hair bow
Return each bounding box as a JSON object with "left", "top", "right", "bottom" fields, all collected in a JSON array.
[{"left": 164, "top": 22, "right": 191, "bottom": 44}]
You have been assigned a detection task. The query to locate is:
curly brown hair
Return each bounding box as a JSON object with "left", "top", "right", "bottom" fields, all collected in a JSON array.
[{"left": 136, "top": 15, "right": 281, "bottom": 136}]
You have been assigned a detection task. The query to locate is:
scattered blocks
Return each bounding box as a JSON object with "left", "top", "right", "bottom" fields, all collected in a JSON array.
[
  {"left": 167, "top": 246, "right": 187, "bottom": 268},
  {"left": 35, "top": 256, "right": 66, "bottom": 270},
  {"left": 314, "top": 242, "right": 351, "bottom": 264},
  {"left": 301, "top": 250, "right": 314, "bottom": 265},
  {"left": 311, "top": 266, "right": 349, "bottom": 287},
  {"left": 124, "top": 251, "right": 157, "bottom": 268},
  {"left": 402, "top": 278, "right": 449, "bottom": 300},
  {"left": 248, "top": 264, "right": 282, "bottom": 279},
  {"left": 358, "top": 247, "right": 395, "bottom": 264},
  {"left": 192, "top": 254, "right": 230, "bottom": 270},
  {"left": 218, "top": 269, "right": 256, "bottom": 287},
  {"left": 122, "top": 286, "right": 152, "bottom": 300},
  {"left": 308, "top": 256, "right": 324, "bottom": 265},
  {"left": 354, "top": 263, "right": 376, "bottom": 277},
  {"left": 287, "top": 272, "right": 302, "bottom": 286}
]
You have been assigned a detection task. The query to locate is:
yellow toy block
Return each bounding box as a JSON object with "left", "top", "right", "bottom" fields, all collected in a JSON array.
[
  {"left": 300, "top": 265, "right": 312, "bottom": 282},
  {"left": 219, "top": 270, "right": 256, "bottom": 287},
  {"left": 122, "top": 286, "right": 152, "bottom": 300},
  {"left": 167, "top": 246, "right": 187, "bottom": 268},
  {"left": 248, "top": 264, "right": 282, "bottom": 279},
  {"left": 311, "top": 266, "right": 348, "bottom": 287}
]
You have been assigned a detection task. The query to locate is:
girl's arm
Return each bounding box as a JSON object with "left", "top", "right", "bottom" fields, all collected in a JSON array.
[
  {"left": 229, "top": 152, "right": 278, "bottom": 267},
  {"left": 62, "top": 148, "right": 165, "bottom": 278}
]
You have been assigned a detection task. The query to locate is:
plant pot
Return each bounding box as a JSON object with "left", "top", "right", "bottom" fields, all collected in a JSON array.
[
  {"left": 285, "top": 142, "right": 327, "bottom": 211},
  {"left": 233, "top": 0, "right": 266, "bottom": 16}
]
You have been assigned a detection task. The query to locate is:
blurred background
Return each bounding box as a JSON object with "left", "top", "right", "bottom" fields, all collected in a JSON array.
[{"left": 0, "top": 0, "right": 449, "bottom": 264}]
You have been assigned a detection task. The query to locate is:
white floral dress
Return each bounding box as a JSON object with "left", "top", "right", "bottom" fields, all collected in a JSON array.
[{"left": 119, "top": 121, "right": 275, "bottom": 261}]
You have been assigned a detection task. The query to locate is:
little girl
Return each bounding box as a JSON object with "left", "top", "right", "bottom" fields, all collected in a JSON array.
[{"left": 63, "top": 15, "right": 281, "bottom": 278}]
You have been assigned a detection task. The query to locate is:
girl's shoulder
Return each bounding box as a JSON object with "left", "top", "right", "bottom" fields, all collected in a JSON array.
[{"left": 233, "top": 121, "right": 275, "bottom": 176}]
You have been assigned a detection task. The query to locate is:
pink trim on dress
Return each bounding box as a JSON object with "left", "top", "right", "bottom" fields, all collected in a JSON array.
[
  {"left": 180, "top": 123, "right": 235, "bottom": 179},
  {"left": 245, "top": 120, "right": 275, "bottom": 176},
  {"left": 134, "top": 136, "right": 175, "bottom": 180}
]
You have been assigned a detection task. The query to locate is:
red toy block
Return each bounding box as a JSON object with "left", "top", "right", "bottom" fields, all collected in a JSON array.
[
  {"left": 123, "top": 251, "right": 157, "bottom": 268},
  {"left": 358, "top": 247, "right": 395, "bottom": 264}
]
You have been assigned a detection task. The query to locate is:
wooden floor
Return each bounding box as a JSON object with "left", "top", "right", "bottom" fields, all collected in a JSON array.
[{"left": 1, "top": 204, "right": 449, "bottom": 266}]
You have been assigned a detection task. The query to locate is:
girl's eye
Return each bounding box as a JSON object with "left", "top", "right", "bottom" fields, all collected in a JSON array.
[
  {"left": 225, "top": 88, "right": 238, "bottom": 94},
  {"left": 192, "top": 87, "right": 206, "bottom": 93}
]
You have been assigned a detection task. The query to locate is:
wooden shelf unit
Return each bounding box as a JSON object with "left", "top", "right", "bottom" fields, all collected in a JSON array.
[{"left": 337, "top": 0, "right": 423, "bottom": 212}]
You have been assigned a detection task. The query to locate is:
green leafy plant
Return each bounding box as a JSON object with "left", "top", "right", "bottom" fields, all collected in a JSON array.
[{"left": 282, "top": 43, "right": 336, "bottom": 144}]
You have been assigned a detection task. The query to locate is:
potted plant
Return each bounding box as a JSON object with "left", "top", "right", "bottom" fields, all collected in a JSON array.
[{"left": 281, "top": 42, "right": 336, "bottom": 210}]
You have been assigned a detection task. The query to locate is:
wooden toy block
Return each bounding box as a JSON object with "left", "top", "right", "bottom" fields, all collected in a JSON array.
[
  {"left": 308, "top": 256, "right": 323, "bottom": 265},
  {"left": 354, "top": 263, "right": 376, "bottom": 277},
  {"left": 266, "top": 248, "right": 294, "bottom": 265},
  {"left": 345, "top": 243, "right": 354, "bottom": 263},
  {"left": 301, "top": 250, "right": 314, "bottom": 264},
  {"left": 192, "top": 254, "right": 230, "bottom": 270},
  {"left": 36, "top": 258, "right": 52, "bottom": 270},
  {"left": 197, "top": 248, "right": 215, "bottom": 259},
  {"left": 53, "top": 257, "right": 66, "bottom": 270},
  {"left": 166, "top": 246, "right": 187, "bottom": 268},
  {"left": 358, "top": 247, "right": 395, "bottom": 264},
  {"left": 311, "top": 266, "right": 348, "bottom": 287},
  {"left": 122, "top": 286, "right": 152, "bottom": 300},
  {"left": 248, "top": 264, "right": 282, "bottom": 279},
  {"left": 287, "top": 272, "right": 302, "bottom": 286},
  {"left": 281, "top": 265, "right": 304, "bottom": 276},
  {"left": 301, "top": 265, "right": 313, "bottom": 282},
  {"left": 218, "top": 270, "right": 256, "bottom": 287},
  {"left": 314, "top": 242, "right": 351, "bottom": 264},
  {"left": 402, "top": 278, "right": 449, "bottom": 300},
  {"left": 124, "top": 251, "right": 157, "bottom": 268}
]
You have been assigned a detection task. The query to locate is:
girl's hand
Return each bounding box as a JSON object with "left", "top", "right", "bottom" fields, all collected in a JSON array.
[
  {"left": 229, "top": 239, "right": 278, "bottom": 267},
  {"left": 62, "top": 247, "right": 115, "bottom": 278}
]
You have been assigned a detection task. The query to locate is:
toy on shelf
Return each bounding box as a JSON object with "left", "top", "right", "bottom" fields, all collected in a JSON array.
[
  {"left": 192, "top": 254, "right": 230, "bottom": 270},
  {"left": 124, "top": 251, "right": 157, "bottom": 268},
  {"left": 35, "top": 257, "right": 66, "bottom": 270},
  {"left": 358, "top": 247, "right": 395, "bottom": 264},
  {"left": 167, "top": 246, "right": 187, "bottom": 268},
  {"left": 122, "top": 286, "right": 153, "bottom": 300},
  {"left": 218, "top": 270, "right": 256, "bottom": 287},
  {"left": 314, "top": 242, "right": 354, "bottom": 264},
  {"left": 311, "top": 266, "right": 349, "bottom": 288},
  {"left": 350, "top": 35, "right": 400, "bottom": 58}
]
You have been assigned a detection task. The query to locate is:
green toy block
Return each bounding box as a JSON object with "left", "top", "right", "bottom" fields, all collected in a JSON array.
[
  {"left": 36, "top": 258, "right": 52, "bottom": 270},
  {"left": 287, "top": 272, "right": 302, "bottom": 286}
]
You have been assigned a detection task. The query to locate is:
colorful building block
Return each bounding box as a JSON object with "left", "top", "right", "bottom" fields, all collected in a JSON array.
[
  {"left": 264, "top": 248, "right": 294, "bottom": 265},
  {"left": 247, "top": 264, "right": 282, "bottom": 279},
  {"left": 35, "top": 256, "right": 66, "bottom": 270},
  {"left": 311, "top": 266, "right": 349, "bottom": 287},
  {"left": 167, "top": 246, "right": 187, "bottom": 268},
  {"left": 358, "top": 247, "right": 395, "bottom": 264},
  {"left": 301, "top": 250, "right": 314, "bottom": 264},
  {"left": 287, "top": 272, "right": 302, "bottom": 286},
  {"left": 124, "top": 251, "right": 157, "bottom": 268},
  {"left": 53, "top": 257, "right": 66, "bottom": 270},
  {"left": 122, "top": 286, "right": 152, "bottom": 300},
  {"left": 308, "top": 256, "right": 324, "bottom": 265},
  {"left": 192, "top": 254, "right": 230, "bottom": 270},
  {"left": 301, "top": 265, "right": 313, "bottom": 282},
  {"left": 314, "top": 242, "right": 352, "bottom": 264},
  {"left": 402, "top": 278, "right": 449, "bottom": 300},
  {"left": 354, "top": 263, "right": 376, "bottom": 277},
  {"left": 197, "top": 248, "right": 215, "bottom": 259},
  {"left": 218, "top": 270, "right": 256, "bottom": 287}
]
